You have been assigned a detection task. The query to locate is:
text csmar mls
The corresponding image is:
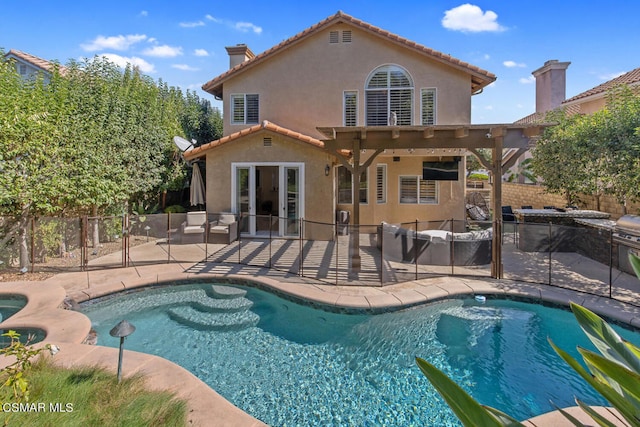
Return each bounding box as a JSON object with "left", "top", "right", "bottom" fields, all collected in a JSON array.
[{"left": 1, "top": 402, "right": 73, "bottom": 413}]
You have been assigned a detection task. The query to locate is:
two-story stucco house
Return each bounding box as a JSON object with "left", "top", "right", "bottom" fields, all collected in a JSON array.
[{"left": 185, "top": 11, "right": 506, "bottom": 240}]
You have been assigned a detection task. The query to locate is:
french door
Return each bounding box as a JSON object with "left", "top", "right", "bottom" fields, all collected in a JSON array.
[{"left": 232, "top": 163, "right": 304, "bottom": 237}]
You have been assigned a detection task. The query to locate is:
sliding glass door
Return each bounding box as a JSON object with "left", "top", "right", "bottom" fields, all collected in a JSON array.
[{"left": 232, "top": 163, "right": 304, "bottom": 237}]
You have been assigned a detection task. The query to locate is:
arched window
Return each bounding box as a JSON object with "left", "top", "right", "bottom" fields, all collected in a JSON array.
[{"left": 365, "top": 65, "right": 413, "bottom": 126}]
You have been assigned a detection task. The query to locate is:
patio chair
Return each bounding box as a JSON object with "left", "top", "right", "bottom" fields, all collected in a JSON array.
[
  {"left": 180, "top": 211, "right": 207, "bottom": 244},
  {"left": 209, "top": 212, "right": 238, "bottom": 244},
  {"left": 521, "top": 205, "right": 533, "bottom": 209}
]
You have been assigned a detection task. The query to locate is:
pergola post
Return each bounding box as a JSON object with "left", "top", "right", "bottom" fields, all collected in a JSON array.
[
  {"left": 491, "top": 132, "right": 504, "bottom": 279},
  {"left": 351, "top": 139, "right": 362, "bottom": 272}
]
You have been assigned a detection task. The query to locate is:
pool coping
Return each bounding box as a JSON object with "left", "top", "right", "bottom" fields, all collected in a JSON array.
[{"left": 1, "top": 269, "right": 638, "bottom": 426}]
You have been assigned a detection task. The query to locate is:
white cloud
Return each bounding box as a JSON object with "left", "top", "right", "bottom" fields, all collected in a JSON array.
[
  {"left": 194, "top": 49, "right": 209, "bottom": 57},
  {"left": 442, "top": 4, "right": 506, "bottom": 33},
  {"left": 234, "top": 22, "right": 262, "bottom": 34},
  {"left": 143, "top": 45, "right": 183, "bottom": 57},
  {"left": 81, "top": 34, "right": 147, "bottom": 52},
  {"left": 172, "top": 64, "right": 199, "bottom": 71},
  {"left": 201, "top": 14, "right": 262, "bottom": 35},
  {"left": 139, "top": 10, "right": 148, "bottom": 17},
  {"left": 180, "top": 20, "right": 205, "bottom": 28},
  {"left": 484, "top": 105, "right": 494, "bottom": 110},
  {"left": 98, "top": 53, "right": 155, "bottom": 73},
  {"left": 519, "top": 76, "right": 535, "bottom": 84},
  {"left": 504, "top": 60, "right": 526, "bottom": 68}
]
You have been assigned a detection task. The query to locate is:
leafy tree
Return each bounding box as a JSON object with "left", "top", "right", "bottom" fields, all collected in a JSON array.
[
  {"left": 0, "top": 50, "right": 66, "bottom": 266},
  {"left": 1, "top": 51, "right": 221, "bottom": 266},
  {"left": 599, "top": 86, "right": 640, "bottom": 214},
  {"left": 532, "top": 87, "right": 640, "bottom": 211}
]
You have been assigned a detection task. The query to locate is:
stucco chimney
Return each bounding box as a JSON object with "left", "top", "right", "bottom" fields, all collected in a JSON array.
[
  {"left": 532, "top": 60, "right": 571, "bottom": 113},
  {"left": 225, "top": 44, "right": 255, "bottom": 69}
]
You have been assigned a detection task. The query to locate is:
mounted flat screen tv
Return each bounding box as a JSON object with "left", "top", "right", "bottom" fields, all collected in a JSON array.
[{"left": 423, "top": 158, "right": 460, "bottom": 181}]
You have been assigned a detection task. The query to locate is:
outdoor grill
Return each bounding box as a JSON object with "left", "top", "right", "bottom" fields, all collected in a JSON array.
[
  {"left": 613, "top": 214, "right": 640, "bottom": 275},
  {"left": 613, "top": 214, "right": 640, "bottom": 250}
]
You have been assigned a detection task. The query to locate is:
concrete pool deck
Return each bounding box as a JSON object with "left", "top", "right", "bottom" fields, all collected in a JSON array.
[{"left": 1, "top": 255, "right": 639, "bottom": 425}]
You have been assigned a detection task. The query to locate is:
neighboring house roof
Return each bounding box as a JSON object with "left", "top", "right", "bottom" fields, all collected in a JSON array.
[
  {"left": 512, "top": 66, "right": 640, "bottom": 125},
  {"left": 4, "top": 49, "right": 68, "bottom": 75},
  {"left": 184, "top": 120, "right": 326, "bottom": 160},
  {"left": 563, "top": 66, "right": 640, "bottom": 105},
  {"left": 202, "top": 11, "right": 496, "bottom": 98},
  {"left": 514, "top": 103, "right": 581, "bottom": 124}
]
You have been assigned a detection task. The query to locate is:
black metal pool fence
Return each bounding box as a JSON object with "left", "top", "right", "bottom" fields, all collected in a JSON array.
[{"left": 0, "top": 213, "right": 636, "bottom": 303}]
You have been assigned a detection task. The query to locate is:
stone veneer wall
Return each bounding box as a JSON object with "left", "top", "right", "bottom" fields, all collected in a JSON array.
[{"left": 501, "top": 182, "right": 640, "bottom": 220}]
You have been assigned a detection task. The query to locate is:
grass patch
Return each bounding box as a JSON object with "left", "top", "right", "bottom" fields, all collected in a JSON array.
[{"left": 0, "top": 358, "right": 187, "bottom": 426}]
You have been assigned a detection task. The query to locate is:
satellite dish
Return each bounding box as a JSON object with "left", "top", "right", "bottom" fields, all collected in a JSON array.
[{"left": 173, "top": 136, "right": 194, "bottom": 152}]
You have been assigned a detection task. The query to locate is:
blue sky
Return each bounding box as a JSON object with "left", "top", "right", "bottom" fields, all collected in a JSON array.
[{"left": 2, "top": 1, "right": 639, "bottom": 124}]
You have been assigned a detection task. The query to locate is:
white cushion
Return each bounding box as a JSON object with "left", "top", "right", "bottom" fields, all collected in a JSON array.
[
  {"left": 186, "top": 212, "right": 206, "bottom": 226},
  {"left": 210, "top": 225, "right": 230, "bottom": 234},
  {"left": 183, "top": 225, "right": 205, "bottom": 234},
  {"left": 217, "top": 213, "right": 235, "bottom": 225}
]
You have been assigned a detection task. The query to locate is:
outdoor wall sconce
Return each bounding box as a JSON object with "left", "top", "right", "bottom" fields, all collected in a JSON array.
[
  {"left": 325, "top": 164, "right": 331, "bottom": 176},
  {"left": 110, "top": 320, "right": 136, "bottom": 383}
]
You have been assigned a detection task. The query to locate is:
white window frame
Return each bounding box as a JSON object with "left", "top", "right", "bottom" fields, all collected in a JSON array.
[
  {"left": 230, "top": 93, "right": 259, "bottom": 125},
  {"left": 376, "top": 164, "right": 387, "bottom": 204},
  {"left": 365, "top": 64, "right": 414, "bottom": 126},
  {"left": 399, "top": 176, "right": 438, "bottom": 204},
  {"left": 420, "top": 88, "right": 437, "bottom": 125},
  {"left": 337, "top": 166, "right": 369, "bottom": 205},
  {"left": 343, "top": 90, "right": 358, "bottom": 126}
]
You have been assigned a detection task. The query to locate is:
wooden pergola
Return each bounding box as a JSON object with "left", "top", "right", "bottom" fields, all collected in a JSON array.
[{"left": 317, "top": 124, "right": 547, "bottom": 279}]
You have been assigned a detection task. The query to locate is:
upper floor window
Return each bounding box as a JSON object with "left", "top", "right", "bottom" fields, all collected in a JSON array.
[
  {"left": 231, "top": 94, "right": 259, "bottom": 125},
  {"left": 421, "top": 88, "right": 436, "bottom": 125},
  {"left": 365, "top": 65, "right": 413, "bottom": 126},
  {"left": 19, "top": 64, "right": 27, "bottom": 75},
  {"left": 344, "top": 91, "right": 357, "bottom": 126}
]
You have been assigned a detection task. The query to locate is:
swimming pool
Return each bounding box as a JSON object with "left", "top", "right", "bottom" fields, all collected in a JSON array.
[{"left": 81, "top": 283, "right": 640, "bottom": 426}]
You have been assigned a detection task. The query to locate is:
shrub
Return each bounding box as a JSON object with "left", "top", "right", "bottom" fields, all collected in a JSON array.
[{"left": 163, "top": 205, "right": 186, "bottom": 213}]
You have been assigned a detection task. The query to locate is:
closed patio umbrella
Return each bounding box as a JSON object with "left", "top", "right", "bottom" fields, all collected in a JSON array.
[{"left": 190, "top": 163, "right": 205, "bottom": 207}]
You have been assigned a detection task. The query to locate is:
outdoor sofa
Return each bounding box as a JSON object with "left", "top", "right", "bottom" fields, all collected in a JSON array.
[{"left": 377, "top": 222, "right": 492, "bottom": 266}]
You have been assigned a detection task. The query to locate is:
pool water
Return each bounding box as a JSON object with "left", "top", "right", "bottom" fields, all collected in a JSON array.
[
  {"left": 0, "top": 294, "right": 26, "bottom": 322},
  {"left": 82, "top": 283, "right": 640, "bottom": 426}
]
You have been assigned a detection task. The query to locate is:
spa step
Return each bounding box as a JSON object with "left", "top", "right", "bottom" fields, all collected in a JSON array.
[
  {"left": 99, "top": 288, "right": 252, "bottom": 317},
  {"left": 168, "top": 306, "right": 259, "bottom": 331},
  {"left": 210, "top": 285, "right": 247, "bottom": 299}
]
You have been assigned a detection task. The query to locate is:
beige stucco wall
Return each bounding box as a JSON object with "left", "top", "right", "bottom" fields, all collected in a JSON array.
[
  {"left": 222, "top": 22, "right": 472, "bottom": 138},
  {"left": 568, "top": 97, "right": 607, "bottom": 115},
  {"left": 337, "top": 154, "right": 466, "bottom": 226},
  {"left": 205, "top": 131, "right": 335, "bottom": 239}
]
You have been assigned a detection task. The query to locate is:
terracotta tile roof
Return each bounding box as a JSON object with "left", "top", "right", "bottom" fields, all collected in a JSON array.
[
  {"left": 563, "top": 67, "right": 640, "bottom": 104},
  {"left": 514, "top": 112, "right": 544, "bottom": 125},
  {"left": 4, "top": 49, "right": 68, "bottom": 75},
  {"left": 183, "top": 120, "right": 326, "bottom": 160},
  {"left": 202, "top": 11, "right": 496, "bottom": 97}
]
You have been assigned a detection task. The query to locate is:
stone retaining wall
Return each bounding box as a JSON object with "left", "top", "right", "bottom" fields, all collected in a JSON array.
[
  {"left": 469, "top": 183, "right": 640, "bottom": 220},
  {"left": 502, "top": 183, "right": 640, "bottom": 220}
]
